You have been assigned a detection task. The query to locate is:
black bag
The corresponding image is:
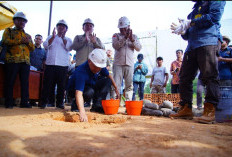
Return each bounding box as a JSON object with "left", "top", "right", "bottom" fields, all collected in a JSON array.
[
  {"left": 0, "top": 40, "right": 7, "bottom": 63},
  {"left": 0, "top": 28, "right": 11, "bottom": 63}
]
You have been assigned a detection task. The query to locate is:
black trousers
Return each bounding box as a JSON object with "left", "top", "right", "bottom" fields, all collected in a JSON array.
[
  {"left": 4, "top": 63, "right": 30, "bottom": 106},
  {"left": 179, "top": 44, "right": 220, "bottom": 108},
  {"left": 70, "top": 77, "right": 112, "bottom": 109},
  {"left": 171, "top": 84, "right": 179, "bottom": 93},
  {"left": 40, "top": 65, "right": 68, "bottom": 107}
]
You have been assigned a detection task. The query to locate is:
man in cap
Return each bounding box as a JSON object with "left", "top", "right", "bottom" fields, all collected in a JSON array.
[
  {"left": 170, "top": 1, "right": 226, "bottom": 123},
  {"left": 2, "top": 11, "right": 35, "bottom": 108},
  {"left": 67, "top": 48, "right": 119, "bottom": 122},
  {"left": 71, "top": 18, "right": 104, "bottom": 67},
  {"left": 40, "top": 19, "right": 72, "bottom": 109},
  {"left": 132, "top": 54, "right": 148, "bottom": 100},
  {"left": 112, "top": 16, "right": 142, "bottom": 101},
  {"left": 218, "top": 35, "right": 232, "bottom": 86}
]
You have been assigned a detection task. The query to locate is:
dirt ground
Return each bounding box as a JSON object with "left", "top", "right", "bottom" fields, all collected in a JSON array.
[{"left": 0, "top": 105, "right": 232, "bottom": 157}]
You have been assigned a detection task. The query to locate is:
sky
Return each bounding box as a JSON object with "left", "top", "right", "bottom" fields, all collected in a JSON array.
[{"left": 1, "top": 1, "right": 232, "bottom": 76}]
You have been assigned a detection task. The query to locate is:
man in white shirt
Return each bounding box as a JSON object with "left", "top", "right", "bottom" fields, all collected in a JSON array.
[
  {"left": 40, "top": 19, "right": 72, "bottom": 109},
  {"left": 150, "top": 57, "right": 169, "bottom": 93}
]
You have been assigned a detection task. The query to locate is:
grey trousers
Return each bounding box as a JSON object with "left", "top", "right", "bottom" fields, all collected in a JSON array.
[
  {"left": 112, "top": 64, "right": 133, "bottom": 100},
  {"left": 179, "top": 44, "right": 220, "bottom": 108}
]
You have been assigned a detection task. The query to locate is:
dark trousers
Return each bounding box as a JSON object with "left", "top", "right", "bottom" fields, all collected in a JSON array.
[
  {"left": 171, "top": 84, "right": 179, "bottom": 93},
  {"left": 40, "top": 65, "right": 68, "bottom": 107},
  {"left": 71, "top": 77, "right": 112, "bottom": 109},
  {"left": 179, "top": 44, "right": 220, "bottom": 108},
  {"left": 4, "top": 63, "right": 30, "bottom": 106},
  {"left": 132, "top": 81, "right": 145, "bottom": 100}
]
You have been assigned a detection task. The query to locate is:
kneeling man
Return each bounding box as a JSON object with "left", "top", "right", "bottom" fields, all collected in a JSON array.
[{"left": 68, "top": 48, "right": 119, "bottom": 122}]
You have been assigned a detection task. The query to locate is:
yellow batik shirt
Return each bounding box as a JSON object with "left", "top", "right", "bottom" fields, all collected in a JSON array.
[{"left": 2, "top": 27, "right": 35, "bottom": 64}]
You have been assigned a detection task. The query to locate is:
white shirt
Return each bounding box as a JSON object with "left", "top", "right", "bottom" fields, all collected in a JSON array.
[
  {"left": 43, "top": 35, "right": 72, "bottom": 66},
  {"left": 152, "top": 66, "right": 168, "bottom": 86}
]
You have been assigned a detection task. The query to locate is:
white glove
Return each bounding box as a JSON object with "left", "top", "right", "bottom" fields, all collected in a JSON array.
[
  {"left": 170, "top": 22, "right": 186, "bottom": 35},
  {"left": 178, "top": 18, "right": 191, "bottom": 31},
  {"left": 170, "top": 18, "right": 191, "bottom": 35}
]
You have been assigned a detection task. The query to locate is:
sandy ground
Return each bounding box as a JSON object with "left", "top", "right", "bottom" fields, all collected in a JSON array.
[{"left": 0, "top": 105, "right": 232, "bottom": 157}]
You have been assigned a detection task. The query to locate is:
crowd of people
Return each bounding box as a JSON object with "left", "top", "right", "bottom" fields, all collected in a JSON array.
[{"left": 0, "top": 1, "right": 231, "bottom": 123}]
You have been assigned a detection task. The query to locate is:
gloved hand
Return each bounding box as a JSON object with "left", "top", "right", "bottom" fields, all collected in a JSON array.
[
  {"left": 170, "top": 22, "right": 186, "bottom": 35},
  {"left": 170, "top": 18, "right": 192, "bottom": 35},
  {"left": 178, "top": 18, "right": 191, "bottom": 31}
]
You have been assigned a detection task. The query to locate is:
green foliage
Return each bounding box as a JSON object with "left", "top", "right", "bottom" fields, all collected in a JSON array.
[{"left": 144, "top": 78, "right": 198, "bottom": 95}]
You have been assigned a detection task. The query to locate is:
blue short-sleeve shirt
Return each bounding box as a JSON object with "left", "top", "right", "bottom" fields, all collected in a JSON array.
[
  {"left": 68, "top": 61, "right": 109, "bottom": 92},
  {"left": 218, "top": 47, "right": 232, "bottom": 80}
]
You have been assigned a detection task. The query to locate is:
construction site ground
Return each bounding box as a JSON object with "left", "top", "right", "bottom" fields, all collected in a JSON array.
[{"left": 0, "top": 105, "right": 232, "bottom": 157}]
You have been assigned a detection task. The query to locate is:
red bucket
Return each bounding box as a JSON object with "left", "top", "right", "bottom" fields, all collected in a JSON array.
[
  {"left": 125, "top": 100, "right": 143, "bottom": 116},
  {"left": 102, "top": 99, "right": 120, "bottom": 115}
]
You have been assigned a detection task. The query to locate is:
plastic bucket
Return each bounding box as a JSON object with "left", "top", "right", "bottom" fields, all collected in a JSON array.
[
  {"left": 102, "top": 99, "right": 120, "bottom": 115},
  {"left": 215, "top": 86, "right": 232, "bottom": 123},
  {"left": 125, "top": 100, "right": 143, "bottom": 116}
]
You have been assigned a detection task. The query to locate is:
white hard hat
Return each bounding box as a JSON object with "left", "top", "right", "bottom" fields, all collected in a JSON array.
[
  {"left": 118, "top": 16, "right": 130, "bottom": 28},
  {"left": 13, "top": 11, "right": 27, "bottom": 22},
  {"left": 83, "top": 18, "right": 94, "bottom": 26},
  {"left": 56, "top": 19, "right": 68, "bottom": 29},
  {"left": 89, "top": 48, "right": 107, "bottom": 68}
]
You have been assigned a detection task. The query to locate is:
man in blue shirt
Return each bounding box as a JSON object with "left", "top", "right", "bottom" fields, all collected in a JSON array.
[
  {"left": 67, "top": 48, "right": 119, "bottom": 122},
  {"left": 132, "top": 54, "right": 148, "bottom": 100},
  {"left": 218, "top": 36, "right": 232, "bottom": 86},
  {"left": 30, "top": 34, "right": 46, "bottom": 71},
  {"left": 170, "top": 1, "right": 226, "bottom": 124},
  {"left": 29, "top": 34, "right": 46, "bottom": 106}
]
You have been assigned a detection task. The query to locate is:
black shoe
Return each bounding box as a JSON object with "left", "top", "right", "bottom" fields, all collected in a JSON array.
[
  {"left": 71, "top": 101, "right": 78, "bottom": 112},
  {"left": 30, "top": 102, "right": 37, "bottom": 106},
  {"left": 46, "top": 103, "right": 55, "bottom": 107},
  {"left": 20, "top": 103, "right": 32, "bottom": 108},
  {"left": 84, "top": 102, "right": 91, "bottom": 107},
  {"left": 90, "top": 107, "right": 104, "bottom": 113},
  {"left": 56, "top": 104, "right": 65, "bottom": 109},
  {"left": 5, "top": 105, "right": 13, "bottom": 109},
  {"left": 39, "top": 106, "right": 46, "bottom": 109}
]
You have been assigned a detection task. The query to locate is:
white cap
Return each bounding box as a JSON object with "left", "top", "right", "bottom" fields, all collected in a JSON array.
[
  {"left": 13, "top": 11, "right": 27, "bottom": 22},
  {"left": 83, "top": 18, "right": 94, "bottom": 26},
  {"left": 118, "top": 16, "right": 130, "bottom": 28},
  {"left": 89, "top": 48, "right": 107, "bottom": 68},
  {"left": 56, "top": 19, "right": 68, "bottom": 29}
]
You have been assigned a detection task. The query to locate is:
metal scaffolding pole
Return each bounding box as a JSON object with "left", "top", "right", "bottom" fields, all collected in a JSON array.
[
  {"left": 155, "top": 27, "right": 158, "bottom": 60},
  {"left": 47, "top": 0, "right": 53, "bottom": 36}
]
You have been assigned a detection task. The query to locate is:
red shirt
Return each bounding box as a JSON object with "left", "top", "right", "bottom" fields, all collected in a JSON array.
[{"left": 170, "top": 60, "right": 182, "bottom": 84}]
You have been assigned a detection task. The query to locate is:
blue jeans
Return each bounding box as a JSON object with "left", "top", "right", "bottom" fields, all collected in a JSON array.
[{"left": 132, "top": 82, "right": 145, "bottom": 100}]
